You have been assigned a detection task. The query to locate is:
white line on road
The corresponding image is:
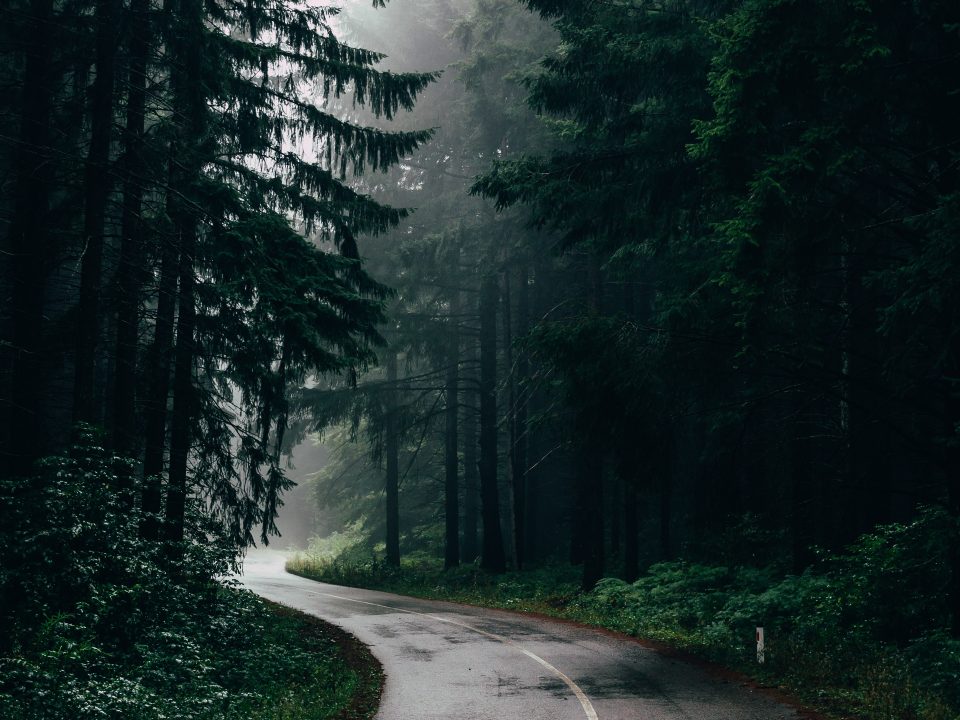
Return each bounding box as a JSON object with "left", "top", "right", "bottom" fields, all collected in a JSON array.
[{"left": 307, "top": 590, "right": 600, "bottom": 720}]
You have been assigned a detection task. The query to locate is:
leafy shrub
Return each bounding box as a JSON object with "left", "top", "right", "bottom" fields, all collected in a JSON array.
[
  {"left": 570, "top": 508, "right": 957, "bottom": 720},
  {"left": 0, "top": 428, "right": 357, "bottom": 720}
]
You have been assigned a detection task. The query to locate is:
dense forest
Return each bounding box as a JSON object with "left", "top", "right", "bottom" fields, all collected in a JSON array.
[
  {"left": 2, "top": 0, "right": 960, "bottom": 718},
  {"left": 297, "top": 0, "right": 960, "bottom": 618}
]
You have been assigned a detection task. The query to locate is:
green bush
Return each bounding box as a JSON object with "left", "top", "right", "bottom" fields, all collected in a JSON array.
[
  {"left": 0, "top": 428, "right": 359, "bottom": 720},
  {"left": 569, "top": 508, "right": 957, "bottom": 720}
]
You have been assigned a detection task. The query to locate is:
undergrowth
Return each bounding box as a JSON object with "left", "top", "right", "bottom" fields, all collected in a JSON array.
[
  {"left": 0, "top": 428, "right": 363, "bottom": 720},
  {"left": 288, "top": 509, "right": 960, "bottom": 720}
]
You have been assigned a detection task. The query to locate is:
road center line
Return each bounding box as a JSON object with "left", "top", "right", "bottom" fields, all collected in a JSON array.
[{"left": 306, "top": 589, "right": 599, "bottom": 720}]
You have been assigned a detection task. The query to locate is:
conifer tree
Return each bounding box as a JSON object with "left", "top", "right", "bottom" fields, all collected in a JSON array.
[{"left": 1, "top": 0, "right": 436, "bottom": 549}]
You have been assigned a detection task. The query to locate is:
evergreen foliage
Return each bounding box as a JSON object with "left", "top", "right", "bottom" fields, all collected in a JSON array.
[{"left": 0, "top": 0, "right": 435, "bottom": 540}]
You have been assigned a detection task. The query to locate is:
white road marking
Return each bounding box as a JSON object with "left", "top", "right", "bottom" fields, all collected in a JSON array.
[{"left": 306, "top": 589, "right": 600, "bottom": 720}]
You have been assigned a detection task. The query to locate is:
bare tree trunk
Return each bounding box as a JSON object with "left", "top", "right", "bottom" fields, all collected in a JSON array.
[
  {"left": 385, "top": 350, "right": 400, "bottom": 566},
  {"left": 581, "top": 254, "right": 605, "bottom": 589},
  {"left": 943, "top": 335, "right": 960, "bottom": 638},
  {"left": 461, "top": 336, "right": 480, "bottom": 563},
  {"left": 791, "top": 405, "right": 815, "bottom": 573},
  {"left": 659, "top": 472, "right": 671, "bottom": 562},
  {"left": 73, "top": 0, "right": 119, "bottom": 426},
  {"left": 479, "top": 274, "right": 506, "bottom": 572},
  {"left": 4, "top": 0, "right": 55, "bottom": 476},
  {"left": 444, "top": 286, "right": 460, "bottom": 569},
  {"left": 140, "top": 231, "right": 179, "bottom": 539},
  {"left": 503, "top": 267, "right": 518, "bottom": 567},
  {"left": 523, "top": 263, "right": 546, "bottom": 565},
  {"left": 623, "top": 479, "right": 639, "bottom": 582},
  {"left": 511, "top": 265, "right": 530, "bottom": 569},
  {"left": 579, "top": 448, "right": 604, "bottom": 590},
  {"left": 111, "top": 0, "right": 152, "bottom": 457},
  {"left": 610, "top": 474, "right": 621, "bottom": 559},
  {"left": 163, "top": 223, "right": 196, "bottom": 545},
  {"left": 158, "top": 0, "right": 203, "bottom": 548},
  {"left": 948, "top": 418, "right": 960, "bottom": 639}
]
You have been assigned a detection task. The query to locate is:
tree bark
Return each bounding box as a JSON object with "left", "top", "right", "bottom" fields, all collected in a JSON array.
[
  {"left": 511, "top": 265, "right": 530, "bottom": 569},
  {"left": 791, "top": 408, "right": 815, "bottom": 574},
  {"left": 659, "top": 470, "right": 672, "bottom": 562},
  {"left": 479, "top": 274, "right": 506, "bottom": 572},
  {"left": 580, "top": 253, "right": 605, "bottom": 588},
  {"left": 444, "top": 288, "right": 460, "bottom": 569},
  {"left": 140, "top": 232, "right": 179, "bottom": 539},
  {"left": 610, "top": 474, "right": 621, "bottom": 559},
  {"left": 502, "top": 268, "right": 519, "bottom": 568},
  {"left": 385, "top": 350, "right": 401, "bottom": 566},
  {"left": 461, "top": 336, "right": 480, "bottom": 564},
  {"left": 623, "top": 479, "right": 639, "bottom": 582},
  {"left": 111, "top": 0, "right": 152, "bottom": 457},
  {"left": 579, "top": 446, "right": 604, "bottom": 590},
  {"left": 4, "top": 0, "right": 55, "bottom": 476},
  {"left": 523, "top": 263, "right": 546, "bottom": 565},
  {"left": 163, "top": 223, "right": 196, "bottom": 545},
  {"left": 156, "top": 0, "right": 203, "bottom": 547},
  {"left": 73, "top": 0, "right": 120, "bottom": 426},
  {"left": 948, "top": 420, "right": 960, "bottom": 639},
  {"left": 943, "top": 333, "right": 960, "bottom": 638}
]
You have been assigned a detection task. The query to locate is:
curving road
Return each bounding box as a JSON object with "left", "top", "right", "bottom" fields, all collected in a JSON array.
[{"left": 240, "top": 552, "right": 803, "bottom": 720}]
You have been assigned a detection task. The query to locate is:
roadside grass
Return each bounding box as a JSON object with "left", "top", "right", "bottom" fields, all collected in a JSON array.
[{"left": 287, "top": 510, "right": 960, "bottom": 720}]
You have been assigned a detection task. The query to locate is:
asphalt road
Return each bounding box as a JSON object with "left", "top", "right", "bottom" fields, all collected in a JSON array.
[{"left": 240, "top": 552, "right": 802, "bottom": 720}]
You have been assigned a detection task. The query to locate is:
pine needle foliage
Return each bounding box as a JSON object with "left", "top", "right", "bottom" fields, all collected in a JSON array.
[{"left": 149, "top": 0, "right": 438, "bottom": 544}]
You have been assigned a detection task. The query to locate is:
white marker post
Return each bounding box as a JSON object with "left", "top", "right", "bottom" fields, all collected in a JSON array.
[{"left": 756, "top": 626, "right": 765, "bottom": 664}]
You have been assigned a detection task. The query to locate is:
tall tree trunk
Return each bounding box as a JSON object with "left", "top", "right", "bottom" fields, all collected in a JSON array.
[
  {"left": 948, "top": 415, "right": 960, "bottom": 639},
  {"left": 791, "top": 406, "right": 815, "bottom": 573},
  {"left": 140, "top": 232, "right": 179, "bottom": 539},
  {"left": 659, "top": 471, "right": 672, "bottom": 561},
  {"left": 479, "top": 273, "right": 506, "bottom": 572},
  {"left": 579, "top": 447, "right": 604, "bottom": 590},
  {"left": 461, "top": 336, "right": 480, "bottom": 563},
  {"left": 511, "top": 265, "right": 530, "bottom": 569},
  {"left": 73, "top": 0, "right": 119, "bottom": 426},
  {"left": 620, "top": 280, "right": 640, "bottom": 581},
  {"left": 580, "top": 253, "right": 605, "bottom": 588},
  {"left": 623, "top": 478, "right": 639, "bottom": 582},
  {"left": 610, "top": 474, "right": 621, "bottom": 559},
  {"left": 385, "top": 350, "right": 401, "bottom": 566},
  {"left": 163, "top": 224, "right": 196, "bottom": 545},
  {"left": 159, "top": 0, "right": 203, "bottom": 548},
  {"left": 444, "top": 288, "right": 460, "bottom": 569},
  {"left": 4, "top": 0, "right": 55, "bottom": 477},
  {"left": 523, "top": 263, "right": 546, "bottom": 565},
  {"left": 111, "top": 0, "right": 152, "bottom": 457},
  {"left": 502, "top": 267, "right": 518, "bottom": 567},
  {"left": 944, "top": 333, "right": 960, "bottom": 638}
]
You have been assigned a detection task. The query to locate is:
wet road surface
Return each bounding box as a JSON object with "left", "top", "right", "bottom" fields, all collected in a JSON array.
[{"left": 240, "top": 552, "right": 801, "bottom": 720}]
